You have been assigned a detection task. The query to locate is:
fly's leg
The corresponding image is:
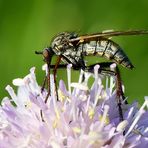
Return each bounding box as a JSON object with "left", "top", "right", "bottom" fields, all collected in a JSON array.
[
  {"left": 52, "top": 56, "right": 62, "bottom": 101},
  {"left": 40, "top": 62, "right": 126, "bottom": 122},
  {"left": 115, "top": 67, "right": 124, "bottom": 121},
  {"left": 85, "top": 62, "right": 126, "bottom": 121},
  {"left": 116, "top": 66, "right": 128, "bottom": 104},
  {"left": 40, "top": 63, "right": 67, "bottom": 122},
  {"left": 44, "top": 64, "right": 51, "bottom": 103},
  {"left": 40, "top": 56, "right": 62, "bottom": 103},
  {"left": 41, "top": 76, "right": 47, "bottom": 93},
  {"left": 35, "top": 50, "right": 54, "bottom": 121}
]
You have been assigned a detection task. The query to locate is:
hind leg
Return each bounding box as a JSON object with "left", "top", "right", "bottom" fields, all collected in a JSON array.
[{"left": 85, "top": 62, "right": 126, "bottom": 121}]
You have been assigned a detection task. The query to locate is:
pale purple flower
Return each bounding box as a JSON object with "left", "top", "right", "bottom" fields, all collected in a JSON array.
[{"left": 0, "top": 64, "right": 148, "bottom": 148}]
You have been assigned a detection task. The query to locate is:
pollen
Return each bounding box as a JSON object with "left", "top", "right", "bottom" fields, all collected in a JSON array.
[
  {"left": 72, "top": 127, "right": 81, "bottom": 134},
  {"left": 116, "top": 120, "right": 128, "bottom": 132},
  {"left": 25, "top": 101, "right": 32, "bottom": 108},
  {"left": 99, "top": 115, "right": 109, "bottom": 125},
  {"left": 88, "top": 107, "right": 95, "bottom": 119},
  {"left": 53, "top": 119, "right": 58, "bottom": 129},
  {"left": 58, "top": 89, "right": 66, "bottom": 102},
  {"left": 55, "top": 108, "right": 60, "bottom": 120}
]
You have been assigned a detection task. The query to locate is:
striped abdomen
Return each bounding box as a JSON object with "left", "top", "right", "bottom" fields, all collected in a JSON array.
[{"left": 80, "top": 38, "right": 134, "bottom": 69}]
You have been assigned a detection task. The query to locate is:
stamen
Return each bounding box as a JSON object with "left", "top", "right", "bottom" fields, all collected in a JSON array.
[
  {"left": 94, "top": 65, "right": 100, "bottom": 80},
  {"left": 116, "top": 120, "right": 128, "bottom": 132},
  {"left": 142, "top": 96, "right": 148, "bottom": 109},
  {"left": 98, "top": 105, "right": 109, "bottom": 131},
  {"left": 125, "top": 109, "right": 145, "bottom": 137},
  {"left": 124, "top": 97, "right": 148, "bottom": 137},
  {"left": 82, "top": 72, "right": 91, "bottom": 86},
  {"left": 70, "top": 83, "right": 88, "bottom": 91},
  {"left": 50, "top": 74, "right": 56, "bottom": 106},
  {"left": 78, "top": 69, "right": 84, "bottom": 83},
  {"left": 67, "top": 64, "right": 72, "bottom": 94},
  {"left": 42, "top": 64, "right": 48, "bottom": 76},
  {"left": 109, "top": 63, "right": 116, "bottom": 94},
  {"left": 50, "top": 74, "right": 60, "bottom": 128},
  {"left": 13, "top": 78, "right": 24, "bottom": 86},
  {"left": 5, "top": 85, "right": 19, "bottom": 106},
  {"left": 110, "top": 63, "right": 116, "bottom": 71}
]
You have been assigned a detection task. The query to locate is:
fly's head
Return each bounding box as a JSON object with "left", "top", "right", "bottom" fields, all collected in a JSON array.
[
  {"left": 35, "top": 32, "right": 78, "bottom": 65},
  {"left": 51, "top": 32, "right": 78, "bottom": 55},
  {"left": 35, "top": 47, "right": 54, "bottom": 65}
]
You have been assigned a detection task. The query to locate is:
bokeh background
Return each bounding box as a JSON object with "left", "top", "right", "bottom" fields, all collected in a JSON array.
[{"left": 0, "top": 0, "right": 148, "bottom": 104}]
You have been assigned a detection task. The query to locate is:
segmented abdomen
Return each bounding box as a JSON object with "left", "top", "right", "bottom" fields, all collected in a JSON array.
[{"left": 79, "top": 38, "right": 134, "bottom": 69}]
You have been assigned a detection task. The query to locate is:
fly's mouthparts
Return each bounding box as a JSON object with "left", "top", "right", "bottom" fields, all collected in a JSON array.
[{"left": 35, "top": 51, "right": 43, "bottom": 55}]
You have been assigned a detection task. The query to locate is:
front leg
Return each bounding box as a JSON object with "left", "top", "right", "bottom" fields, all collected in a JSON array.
[
  {"left": 52, "top": 56, "right": 62, "bottom": 101},
  {"left": 40, "top": 62, "right": 67, "bottom": 122}
]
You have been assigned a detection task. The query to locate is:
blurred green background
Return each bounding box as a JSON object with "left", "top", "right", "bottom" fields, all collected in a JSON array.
[{"left": 0, "top": 0, "right": 148, "bottom": 104}]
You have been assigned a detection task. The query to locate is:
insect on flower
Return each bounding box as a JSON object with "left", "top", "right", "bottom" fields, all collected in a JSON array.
[{"left": 35, "top": 30, "right": 148, "bottom": 121}]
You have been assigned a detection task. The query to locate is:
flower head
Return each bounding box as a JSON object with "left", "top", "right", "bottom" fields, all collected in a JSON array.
[{"left": 0, "top": 65, "right": 148, "bottom": 148}]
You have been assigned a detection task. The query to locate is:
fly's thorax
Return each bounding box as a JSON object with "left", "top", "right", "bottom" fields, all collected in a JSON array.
[
  {"left": 51, "top": 32, "right": 78, "bottom": 55},
  {"left": 61, "top": 47, "right": 83, "bottom": 66},
  {"left": 78, "top": 38, "right": 134, "bottom": 69}
]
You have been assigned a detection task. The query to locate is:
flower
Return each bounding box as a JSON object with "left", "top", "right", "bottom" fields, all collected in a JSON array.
[{"left": 0, "top": 64, "right": 148, "bottom": 148}]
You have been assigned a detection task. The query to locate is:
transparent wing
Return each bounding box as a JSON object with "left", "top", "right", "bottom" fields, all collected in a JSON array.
[{"left": 70, "top": 30, "right": 148, "bottom": 42}]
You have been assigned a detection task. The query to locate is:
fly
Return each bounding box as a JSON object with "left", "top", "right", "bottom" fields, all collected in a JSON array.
[{"left": 35, "top": 30, "right": 148, "bottom": 121}]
